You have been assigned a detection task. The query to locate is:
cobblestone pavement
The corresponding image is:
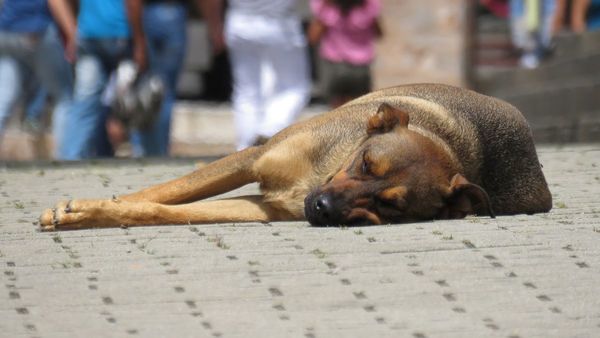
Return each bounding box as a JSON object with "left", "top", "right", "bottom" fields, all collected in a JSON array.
[{"left": 0, "top": 144, "right": 599, "bottom": 338}]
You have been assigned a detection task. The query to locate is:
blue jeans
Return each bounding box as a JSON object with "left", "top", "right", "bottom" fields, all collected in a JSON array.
[
  {"left": 0, "top": 25, "right": 73, "bottom": 156},
  {"left": 509, "top": 0, "right": 556, "bottom": 58},
  {"left": 130, "top": 3, "right": 187, "bottom": 157},
  {"left": 25, "top": 86, "right": 48, "bottom": 123},
  {"left": 60, "top": 38, "right": 132, "bottom": 160}
]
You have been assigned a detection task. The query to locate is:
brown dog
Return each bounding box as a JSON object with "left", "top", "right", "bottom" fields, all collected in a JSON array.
[{"left": 40, "top": 84, "right": 552, "bottom": 230}]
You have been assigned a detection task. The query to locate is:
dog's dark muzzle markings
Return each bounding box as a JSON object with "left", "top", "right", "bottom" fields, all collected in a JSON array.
[{"left": 304, "top": 183, "right": 384, "bottom": 227}]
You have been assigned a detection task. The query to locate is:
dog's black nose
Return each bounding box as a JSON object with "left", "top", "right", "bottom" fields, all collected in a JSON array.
[
  {"left": 307, "top": 193, "right": 336, "bottom": 226},
  {"left": 315, "top": 194, "right": 331, "bottom": 214}
]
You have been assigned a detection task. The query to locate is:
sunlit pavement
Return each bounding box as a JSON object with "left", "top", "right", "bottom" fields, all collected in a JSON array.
[{"left": 0, "top": 144, "right": 599, "bottom": 337}]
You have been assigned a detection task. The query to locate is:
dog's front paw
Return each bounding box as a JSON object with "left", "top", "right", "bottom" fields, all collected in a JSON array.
[
  {"left": 39, "top": 200, "right": 68, "bottom": 231},
  {"left": 39, "top": 199, "right": 118, "bottom": 231}
]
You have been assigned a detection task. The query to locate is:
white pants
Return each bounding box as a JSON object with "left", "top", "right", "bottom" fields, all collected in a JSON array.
[{"left": 225, "top": 11, "right": 310, "bottom": 150}]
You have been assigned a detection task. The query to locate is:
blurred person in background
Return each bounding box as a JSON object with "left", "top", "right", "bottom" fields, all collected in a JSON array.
[
  {"left": 130, "top": 0, "right": 225, "bottom": 157},
  {"left": 308, "top": 0, "right": 382, "bottom": 108},
  {"left": 508, "top": 0, "right": 557, "bottom": 68},
  {"left": 49, "top": 0, "right": 147, "bottom": 160},
  {"left": 128, "top": 0, "right": 187, "bottom": 157},
  {"left": 204, "top": 0, "right": 311, "bottom": 150},
  {"left": 0, "top": 0, "right": 73, "bottom": 158},
  {"left": 553, "top": 0, "right": 600, "bottom": 33}
]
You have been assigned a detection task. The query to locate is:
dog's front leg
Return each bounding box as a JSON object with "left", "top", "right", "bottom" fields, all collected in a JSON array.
[
  {"left": 119, "top": 146, "right": 263, "bottom": 205},
  {"left": 39, "top": 196, "right": 297, "bottom": 231}
]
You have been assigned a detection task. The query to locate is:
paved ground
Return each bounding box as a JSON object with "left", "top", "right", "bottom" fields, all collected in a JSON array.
[{"left": 0, "top": 144, "right": 599, "bottom": 338}]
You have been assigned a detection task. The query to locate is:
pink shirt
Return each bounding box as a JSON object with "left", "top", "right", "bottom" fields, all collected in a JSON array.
[{"left": 310, "top": 0, "right": 381, "bottom": 65}]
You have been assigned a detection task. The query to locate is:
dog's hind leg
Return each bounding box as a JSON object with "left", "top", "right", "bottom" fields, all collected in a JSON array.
[
  {"left": 39, "top": 195, "right": 297, "bottom": 231},
  {"left": 120, "top": 146, "right": 264, "bottom": 204}
]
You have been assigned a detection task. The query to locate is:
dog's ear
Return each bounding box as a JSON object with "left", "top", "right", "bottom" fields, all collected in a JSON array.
[
  {"left": 438, "top": 174, "right": 495, "bottom": 219},
  {"left": 367, "top": 103, "right": 409, "bottom": 135}
]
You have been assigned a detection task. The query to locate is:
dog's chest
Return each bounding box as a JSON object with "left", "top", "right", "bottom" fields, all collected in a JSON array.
[{"left": 251, "top": 133, "right": 321, "bottom": 215}]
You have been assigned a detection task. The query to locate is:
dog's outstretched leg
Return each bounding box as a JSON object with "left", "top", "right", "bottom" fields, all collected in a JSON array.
[
  {"left": 39, "top": 195, "right": 296, "bottom": 231},
  {"left": 120, "top": 146, "right": 264, "bottom": 204},
  {"left": 39, "top": 146, "right": 267, "bottom": 230}
]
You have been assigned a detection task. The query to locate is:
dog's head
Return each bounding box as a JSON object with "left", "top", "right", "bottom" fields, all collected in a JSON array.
[{"left": 304, "top": 103, "right": 494, "bottom": 226}]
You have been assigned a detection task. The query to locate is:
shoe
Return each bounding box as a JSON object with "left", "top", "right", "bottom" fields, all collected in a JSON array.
[{"left": 519, "top": 54, "right": 539, "bottom": 69}]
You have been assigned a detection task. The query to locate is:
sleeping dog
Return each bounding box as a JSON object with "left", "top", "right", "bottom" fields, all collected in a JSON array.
[{"left": 40, "top": 84, "right": 552, "bottom": 230}]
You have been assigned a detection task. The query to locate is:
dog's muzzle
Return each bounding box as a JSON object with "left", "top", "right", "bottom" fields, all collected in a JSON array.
[{"left": 304, "top": 190, "right": 346, "bottom": 226}]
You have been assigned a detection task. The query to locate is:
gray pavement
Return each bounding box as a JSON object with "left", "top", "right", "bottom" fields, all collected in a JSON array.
[{"left": 1, "top": 144, "right": 599, "bottom": 338}]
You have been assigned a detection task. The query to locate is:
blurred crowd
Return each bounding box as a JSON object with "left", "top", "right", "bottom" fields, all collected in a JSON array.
[
  {"left": 481, "top": 0, "right": 600, "bottom": 68},
  {"left": 1, "top": 0, "right": 597, "bottom": 161},
  {"left": 0, "top": 0, "right": 382, "bottom": 160}
]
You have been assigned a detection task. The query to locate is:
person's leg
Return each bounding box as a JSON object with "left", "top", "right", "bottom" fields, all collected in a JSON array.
[
  {"left": 60, "top": 42, "right": 108, "bottom": 160},
  {"left": 131, "top": 3, "right": 187, "bottom": 157},
  {"left": 520, "top": 0, "right": 545, "bottom": 68},
  {"left": 570, "top": 0, "right": 590, "bottom": 33},
  {"left": 258, "top": 42, "right": 310, "bottom": 138},
  {"left": 510, "top": 0, "right": 528, "bottom": 50},
  {"left": 0, "top": 57, "right": 23, "bottom": 133},
  {"left": 24, "top": 87, "right": 47, "bottom": 129},
  {"left": 34, "top": 25, "right": 74, "bottom": 158},
  {"left": 540, "top": 0, "right": 557, "bottom": 49},
  {"left": 226, "top": 32, "right": 264, "bottom": 150}
]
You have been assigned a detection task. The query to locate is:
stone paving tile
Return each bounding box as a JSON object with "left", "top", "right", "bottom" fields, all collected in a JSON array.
[{"left": 0, "top": 145, "right": 599, "bottom": 337}]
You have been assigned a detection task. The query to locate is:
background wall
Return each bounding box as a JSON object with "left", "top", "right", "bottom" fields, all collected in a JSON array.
[{"left": 373, "top": 0, "right": 468, "bottom": 89}]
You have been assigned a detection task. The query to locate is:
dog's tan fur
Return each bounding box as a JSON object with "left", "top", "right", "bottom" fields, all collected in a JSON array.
[{"left": 40, "top": 84, "right": 552, "bottom": 230}]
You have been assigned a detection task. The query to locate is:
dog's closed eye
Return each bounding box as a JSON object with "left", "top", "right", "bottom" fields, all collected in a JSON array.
[
  {"left": 361, "top": 158, "right": 370, "bottom": 175},
  {"left": 360, "top": 150, "right": 374, "bottom": 175}
]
